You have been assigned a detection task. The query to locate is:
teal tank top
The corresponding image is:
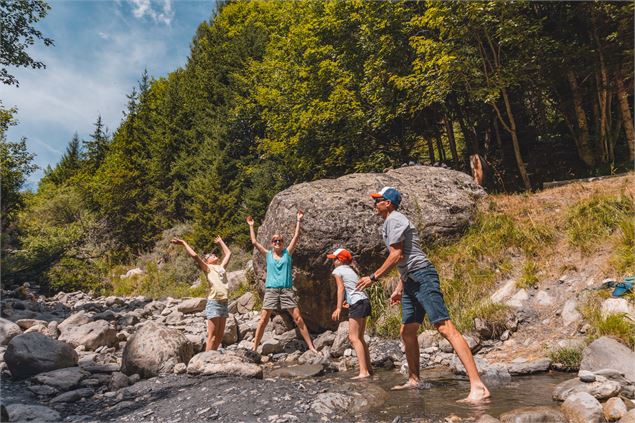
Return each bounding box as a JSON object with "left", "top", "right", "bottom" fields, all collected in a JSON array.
[{"left": 265, "top": 249, "right": 293, "bottom": 289}]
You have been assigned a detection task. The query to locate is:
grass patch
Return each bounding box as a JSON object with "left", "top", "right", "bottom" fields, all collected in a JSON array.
[
  {"left": 457, "top": 301, "right": 511, "bottom": 338},
  {"left": 548, "top": 346, "right": 583, "bottom": 370},
  {"left": 518, "top": 260, "right": 539, "bottom": 289},
  {"left": 609, "top": 218, "right": 635, "bottom": 276},
  {"left": 566, "top": 193, "right": 634, "bottom": 253},
  {"left": 580, "top": 293, "right": 635, "bottom": 348},
  {"left": 366, "top": 277, "right": 401, "bottom": 338}
]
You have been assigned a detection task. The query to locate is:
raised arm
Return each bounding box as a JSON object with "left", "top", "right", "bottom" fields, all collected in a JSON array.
[
  {"left": 287, "top": 210, "right": 303, "bottom": 255},
  {"left": 246, "top": 216, "right": 268, "bottom": 255},
  {"left": 331, "top": 274, "right": 345, "bottom": 322},
  {"left": 171, "top": 238, "right": 208, "bottom": 272},
  {"left": 215, "top": 236, "right": 232, "bottom": 268}
]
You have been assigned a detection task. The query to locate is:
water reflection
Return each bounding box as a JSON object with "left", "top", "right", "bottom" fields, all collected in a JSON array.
[{"left": 323, "top": 367, "right": 572, "bottom": 421}]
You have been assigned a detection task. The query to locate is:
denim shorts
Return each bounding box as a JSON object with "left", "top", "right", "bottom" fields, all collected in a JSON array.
[
  {"left": 401, "top": 266, "right": 450, "bottom": 325},
  {"left": 205, "top": 299, "right": 229, "bottom": 319}
]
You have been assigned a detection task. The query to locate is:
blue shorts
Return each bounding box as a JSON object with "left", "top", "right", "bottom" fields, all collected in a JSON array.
[
  {"left": 205, "top": 300, "right": 229, "bottom": 319},
  {"left": 401, "top": 266, "right": 450, "bottom": 325}
]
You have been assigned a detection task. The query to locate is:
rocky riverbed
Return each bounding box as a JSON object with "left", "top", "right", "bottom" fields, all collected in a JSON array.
[{"left": 2, "top": 291, "right": 635, "bottom": 422}]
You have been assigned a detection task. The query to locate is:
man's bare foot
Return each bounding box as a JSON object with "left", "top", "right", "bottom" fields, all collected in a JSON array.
[
  {"left": 351, "top": 373, "right": 371, "bottom": 380},
  {"left": 457, "top": 384, "right": 491, "bottom": 403},
  {"left": 390, "top": 380, "right": 421, "bottom": 391}
]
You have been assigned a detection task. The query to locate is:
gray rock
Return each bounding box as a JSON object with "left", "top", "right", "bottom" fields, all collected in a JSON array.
[
  {"left": 227, "top": 270, "right": 248, "bottom": 293},
  {"left": 601, "top": 298, "right": 634, "bottom": 319},
  {"left": 260, "top": 335, "right": 283, "bottom": 355},
  {"left": 121, "top": 321, "right": 193, "bottom": 378},
  {"left": 252, "top": 166, "right": 484, "bottom": 331},
  {"left": 417, "top": 330, "right": 440, "bottom": 349},
  {"left": 15, "top": 318, "right": 48, "bottom": 330},
  {"left": 508, "top": 358, "right": 551, "bottom": 375},
  {"left": 553, "top": 375, "right": 622, "bottom": 401},
  {"left": 561, "top": 392, "right": 603, "bottom": 423},
  {"left": 561, "top": 300, "right": 582, "bottom": 327},
  {"left": 438, "top": 334, "right": 479, "bottom": 354},
  {"left": 310, "top": 383, "right": 388, "bottom": 415},
  {"left": 32, "top": 366, "right": 88, "bottom": 390},
  {"left": 580, "top": 337, "right": 635, "bottom": 383},
  {"left": 187, "top": 350, "right": 263, "bottom": 378},
  {"left": 491, "top": 279, "right": 517, "bottom": 304},
  {"left": 177, "top": 298, "right": 207, "bottom": 314},
  {"left": 270, "top": 364, "right": 324, "bottom": 378},
  {"left": 222, "top": 314, "right": 239, "bottom": 346},
  {"left": 58, "top": 310, "right": 92, "bottom": 333},
  {"left": 619, "top": 409, "right": 635, "bottom": 423},
  {"left": 5, "top": 404, "right": 61, "bottom": 422},
  {"left": 499, "top": 406, "right": 566, "bottom": 423},
  {"left": 0, "top": 317, "right": 22, "bottom": 345},
  {"left": 173, "top": 362, "right": 187, "bottom": 374},
  {"left": 58, "top": 320, "right": 117, "bottom": 350},
  {"left": 506, "top": 289, "right": 529, "bottom": 308},
  {"left": 603, "top": 397, "right": 627, "bottom": 421},
  {"left": 28, "top": 384, "right": 60, "bottom": 396},
  {"left": 579, "top": 370, "right": 596, "bottom": 383},
  {"left": 331, "top": 321, "right": 351, "bottom": 357},
  {"left": 50, "top": 387, "right": 94, "bottom": 403},
  {"left": 110, "top": 371, "right": 130, "bottom": 390},
  {"left": 93, "top": 310, "right": 117, "bottom": 321},
  {"left": 450, "top": 356, "right": 511, "bottom": 382},
  {"left": 314, "top": 330, "right": 336, "bottom": 351},
  {"left": 5, "top": 332, "right": 78, "bottom": 379},
  {"left": 47, "top": 320, "right": 59, "bottom": 338},
  {"left": 476, "top": 415, "right": 501, "bottom": 423}
]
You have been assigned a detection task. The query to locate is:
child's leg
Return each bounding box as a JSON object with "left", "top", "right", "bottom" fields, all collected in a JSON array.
[
  {"left": 206, "top": 318, "right": 217, "bottom": 351},
  {"left": 348, "top": 317, "right": 370, "bottom": 378},
  {"left": 360, "top": 317, "right": 372, "bottom": 374},
  {"left": 212, "top": 317, "right": 227, "bottom": 350}
]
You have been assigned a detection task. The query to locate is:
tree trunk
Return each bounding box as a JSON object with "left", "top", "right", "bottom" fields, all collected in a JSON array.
[
  {"left": 426, "top": 137, "right": 435, "bottom": 163},
  {"left": 501, "top": 89, "right": 532, "bottom": 190},
  {"left": 567, "top": 71, "right": 596, "bottom": 167},
  {"left": 616, "top": 70, "right": 635, "bottom": 162},
  {"left": 443, "top": 114, "right": 459, "bottom": 164}
]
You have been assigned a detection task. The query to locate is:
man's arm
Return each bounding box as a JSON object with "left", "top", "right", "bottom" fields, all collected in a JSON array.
[
  {"left": 171, "top": 238, "right": 208, "bottom": 272},
  {"left": 246, "top": 216, "right": 268, "bottom": 254},
  {"left": 287, "top": 210, "right": 303, "bottom": 255},
  {"left": 356, "top": 242, "right": 403, "bottom": 290}
]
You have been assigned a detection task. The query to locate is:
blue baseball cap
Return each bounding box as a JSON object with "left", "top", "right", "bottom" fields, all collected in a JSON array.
[{"left": 370, "top": 186, "right": 401, "bottom": 208}]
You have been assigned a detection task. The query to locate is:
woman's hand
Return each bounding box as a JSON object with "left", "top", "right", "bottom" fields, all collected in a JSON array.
[
  {"left": 170, "top": 238, "right": 184, "bottom": 245},
  {"left": 246, "top": 216, "right": 254, "bottom": 226},
  {"left": 214, "top": 236, "right": 223, "bottom": 244},
  {"left": 331, "top": 308, "right": 341, "bottom": 321},
  {"left": 296, "top": 210, "right": 304, "bottom": 221}
]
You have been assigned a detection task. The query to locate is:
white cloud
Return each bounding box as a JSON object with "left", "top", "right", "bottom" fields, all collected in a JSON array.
[
  {"left": 129, "top": 0, "right": 174, "bottom": 26},
  {"left": 98, "top": 31, "right": 110, "bottom": 40}
]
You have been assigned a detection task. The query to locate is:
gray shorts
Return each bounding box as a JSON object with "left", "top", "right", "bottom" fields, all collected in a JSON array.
[{"left": 262, "top": 288, "right": 297, "bottom": 310}]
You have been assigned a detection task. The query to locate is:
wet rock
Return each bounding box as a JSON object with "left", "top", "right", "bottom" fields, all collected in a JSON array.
[
  {"left": 297, "top": 349, "right": 328, "bottom": 366},
  {"left": 253, "top": 166, "right": 484, "bottom": 331},
  {"left": 580, "top": 337, "right": 635, "bottom": 383},
  {"left": 508, "top": 358, "right": 551, "bottom": 375},
  {"left": 476, "top": 415, "right": 501, "bottom": 423},
  {"left": 450, "top": 356, "right": 511, "bottom": 382},
  {"left": 270, "top": 364, "right": 324, "bottom": 378},
  {"left": 32, "top": 366, "right": 88, "bottom": 390},
  {"left": 58, "top": 320, "right": 117, "bottom": 351},
  {"left": 499, "top": 406, "right": 566, "bottom": 423},
  {"left": 5, "top": 332, "right": 78, "bottom": 379},
  {"left": 122, "top": 321, "right": 193, "bottom": 378},
  {"left": 594, "top": 369, "right": 635, "bottom": 399},
  {"left": 5, "top": 404, "right": 61, "bottom": 422},
  {"left": 50, "top": 387, "right": 94, "bottom": 403},
  {"left": 187, "top": 350, "right": 263, "bottom": 378},
  {"left": 579, "top": 370, "right": 596, "bottom": 383},
  {"left": 177, "top": 298, "right": 207, "bottom": 314},
  {"left": 310, "top": 383, "right": 388, "bottom": 415},
  {"left": 553, "top": 375, "right": 622, "bottom": 401},
  {"left": 603, "top": 397, "right": 627, "bottom": 421},
  {"left": 561, "top": 391, "right": 603, "bottom": 423},
  {"left": 0, "top": 318, "right": 22, "bottom": 345}
]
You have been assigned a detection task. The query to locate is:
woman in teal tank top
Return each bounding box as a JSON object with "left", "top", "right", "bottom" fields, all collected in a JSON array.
[{"left": 247, "top": 210, "right": 317, "bottom": 353}]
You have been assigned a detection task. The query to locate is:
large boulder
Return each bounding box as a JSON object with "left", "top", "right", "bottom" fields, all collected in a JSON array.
[
  {"left": 580, "top": 337, "right": 635, "bottom": 383},
  {"left": 553, "top": 375, "right": 622, "bottom": 401},
  {"left": 5, "top": 332, "right": 78, "bottom": 379},
  {"left": 177, "top": 298, "right": 207, "bottom": 314},
  {"left": 499, "top": 406, "right": 566, "bottom": 423},
  {"left": 121, "top": 322, "right": 193, "bottom": 378},
  {"left": 187, "top": 350, "right": 263, "bottom": 378},
  {"left": 561, "top": 392, "right": 603, "bottom": 423},
  {"left": 5, "top": 404, "right": 61, "bottom": 422},
  {"left": 58, "top": 320, "right": 117, "bottom": 350},
  {"left": 252, "top": 166, "right": 484, "bottom": 331}
]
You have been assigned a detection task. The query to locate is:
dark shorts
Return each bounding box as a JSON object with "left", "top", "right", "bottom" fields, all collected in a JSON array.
[
  {"left": 349, "top": 298, "right": 371, "bottom": 319},
  {"left": 401, "top": 266, "right": 450, "bottom": 325}
]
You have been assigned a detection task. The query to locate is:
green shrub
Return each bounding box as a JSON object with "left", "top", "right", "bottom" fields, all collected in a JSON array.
[
  {"left": 548, "top": 347, "right": 583, "bottom": 370},
  {"left": 47, "top": 257, "right": 106, "bottom": 294}
]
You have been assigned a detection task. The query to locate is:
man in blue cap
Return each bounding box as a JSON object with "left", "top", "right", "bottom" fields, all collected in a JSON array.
[{"left": 357, "top": 186, "right": 490, "bottom": 403}]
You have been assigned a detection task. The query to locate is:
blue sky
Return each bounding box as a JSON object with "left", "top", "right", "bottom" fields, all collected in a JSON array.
[{"left": 2, "top": 0, "right": 216, "bottom": 188}]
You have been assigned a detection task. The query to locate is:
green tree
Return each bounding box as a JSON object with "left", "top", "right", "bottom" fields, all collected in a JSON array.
[
  {"left": 42, "top": 132, "right": 83, "bottom": 185},
  {"left": 0, "top": 0, "right": 54, "bottom": 86}
]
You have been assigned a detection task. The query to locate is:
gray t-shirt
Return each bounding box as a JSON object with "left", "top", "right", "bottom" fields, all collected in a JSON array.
[
  {"left": 382, "top": 211, "right": 431, "bottom": 276},
  {"left": 332, "top": 265, "right": 368, "bottom": 305}
]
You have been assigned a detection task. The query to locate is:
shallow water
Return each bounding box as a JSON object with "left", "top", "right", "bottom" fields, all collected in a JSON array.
[{"left": 324, "top": 367, "right": 572, "bottom": 421}]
